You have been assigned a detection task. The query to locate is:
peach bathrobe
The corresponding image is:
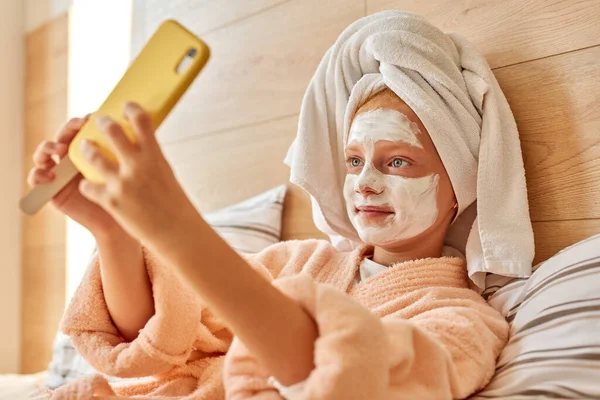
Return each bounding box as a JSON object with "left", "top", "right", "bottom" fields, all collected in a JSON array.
[{"left": 41, "top": 240, "right": 508, "bottom": 399}]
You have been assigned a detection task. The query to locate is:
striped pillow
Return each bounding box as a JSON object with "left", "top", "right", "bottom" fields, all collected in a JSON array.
[
  {"left": 472, "top": 234, "right": 600, "bottom": 399},
  {"left": 204, "top": 185, "right": 286, "bottom": 254},
  {"left": 45, "top": 185, "right": 287, "bottom": 389}
]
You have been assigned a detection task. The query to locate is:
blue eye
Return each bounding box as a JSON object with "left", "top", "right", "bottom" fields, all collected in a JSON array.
[
  {"left": 391, "top": 158, "right": 408, "bottom": 168},
  {"left": 350, "top": 157, "right": 363, "bottom": 167}
]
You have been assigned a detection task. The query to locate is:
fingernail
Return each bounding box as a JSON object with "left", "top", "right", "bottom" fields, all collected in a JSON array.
[
  {"left": 80, "top": 139, "right": 90, "bottom": 151},
  {"left": 96, "top": 115, "right": 110, "bottom": 125},
  {"left": 79, "top": 180, "right": 88, "bottom": 193}
]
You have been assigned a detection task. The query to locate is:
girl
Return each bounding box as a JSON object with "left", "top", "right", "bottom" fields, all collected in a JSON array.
[{"left": 31, "top": 11, "right": 534, "bottom": 400}]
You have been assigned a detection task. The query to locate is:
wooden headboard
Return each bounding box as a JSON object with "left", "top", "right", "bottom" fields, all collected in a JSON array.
[{"left": 132, "top": 0, "right": 600, "bottom": 264}]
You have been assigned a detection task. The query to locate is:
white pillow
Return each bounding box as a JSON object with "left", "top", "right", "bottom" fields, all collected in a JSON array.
[
  {"left": 45, "top": 185, "right": 287, "bottom": 388},
  {"left": 203, "top": 184, "right": 286, "bottom": 254},
  {"left": 472, "top": 234, "right": 600, "bottom": 399}
]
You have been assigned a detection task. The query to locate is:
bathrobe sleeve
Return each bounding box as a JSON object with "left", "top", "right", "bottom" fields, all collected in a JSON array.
[
  {"left": 60, "top": 240, "right": 329, "bottom": 379},
  {"left": 61, "top": 247, "right": 228, "bottom": 378},
  {"left": 222, "top": 274, "right": 509, "bottom": 400}
]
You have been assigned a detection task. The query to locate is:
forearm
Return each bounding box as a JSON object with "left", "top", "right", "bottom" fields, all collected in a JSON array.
[
  {"left": 148, "top": 206, "right": 318, "bottom": 386},
  {"left": 96, "top": 228, "right": 154, "bottom": 342}
]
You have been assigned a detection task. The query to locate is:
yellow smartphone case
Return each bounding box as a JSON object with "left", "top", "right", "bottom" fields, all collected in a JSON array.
[{"left": 69, "top": 20, "right": 210, "bottom": 183}]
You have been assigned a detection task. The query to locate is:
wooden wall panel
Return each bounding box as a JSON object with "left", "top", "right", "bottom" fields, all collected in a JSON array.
[
  {"left": 131, "top": 0, "right": 291, "bottom": 57},
  {"left": 163, "top": 114, "right": 330, "bottom": 260},
  {"left": 21, "top": 244, "right": 67, "bottom": 371},
  {"left": 367, "top": 0, "right": 600, "bottom": 69},
  {"left": 0, "top": 0, "right": 25, "bottom": 374},
  {"left": 281, "top": 185, "right": 329, "bottom": 242},
  {"left": 533, "top": 219, "right": 600, "bottom": 264},
  {"left": 24, "top": 20, "right": 68, "bottom": 107},
  {"left": 495, "top": 45, "right": 600, "bottom": 222},
  {"left": 134, "top": 0, "right": 290, "bottom": 38},
  {"left": 163, "top": 115, "right": 298, "bottom": 213},
  {"left": 21, "top": 13, "right": 68, "bottom": 374},
  {"left": 134, "top": 0, "right": 364, "bottom": 144}
]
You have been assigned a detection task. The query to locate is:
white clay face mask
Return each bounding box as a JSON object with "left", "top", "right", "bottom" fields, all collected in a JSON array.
[
  {"left": 344, "top": 109, "right": 439, "bottom": 245},
  {"left": 346, "top": 108, "right": 423, "bottom": 149}
]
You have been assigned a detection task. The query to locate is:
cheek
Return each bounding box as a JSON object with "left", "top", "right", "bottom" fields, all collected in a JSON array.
[
  {"left": 343, "top": 174, "right": 357, "bottom": 203},
  {"left": 384, "top": 174, "right": 439, "bottom": 214},
  {"left": 436, "top": 173, "right": 455, "bottom": 211}
]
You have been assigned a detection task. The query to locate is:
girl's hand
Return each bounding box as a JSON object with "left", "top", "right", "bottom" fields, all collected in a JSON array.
[
  {"left": 27, "top": 115, "right": 122, "bottom": 239},
  {"left": 78, "top": 102, "right": 198, "bottom": 244}
]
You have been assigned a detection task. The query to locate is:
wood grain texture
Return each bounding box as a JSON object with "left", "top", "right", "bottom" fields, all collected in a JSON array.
[
  {"left": 23, "top": 94, "right": 67, "bottom": 158},
  {"left": 367, "top": 0, "right": 600, "bottom": 69},
  {"left": 163, "top": 115, "right": 299, "bottom": 213},
  {"left": 495, "top": 45, "right": 600, "bottom": 222},
  {"left": 189, "top": 0, "right": 290, "bottom": 34},
  {"left": 161, "top": 114, "right": 328, "bottom": 243},
  {"left": 20, "top": 244, "right": 67, "bottom": 373},
  {"left": 21, "top": 13, "right": 68, "bottom": 374},
  {"left": 533, "top": 219, "right": 600, "bottom": 264},
  {"left": 131, "top": 0, "right": 291, "bottom": 57},
  {"left": 135, "top": 0, "right": 290, "bottom": 37},
  {"left": 139, "top": 0, "right": 364, "bottom": 144},
  {"left": 24, "top": 13, "right": 68, "bottom": 107},
  {"left": 281, "top": 184, "right": 328, "bottom": 242}
]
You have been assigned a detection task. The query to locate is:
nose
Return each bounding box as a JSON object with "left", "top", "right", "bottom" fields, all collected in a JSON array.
[
  {"left": 354, "top": 167, "right": 383, "bottom": 197},
  {"left": 356, "top": 183, "right": 382, "bottom": 197}
]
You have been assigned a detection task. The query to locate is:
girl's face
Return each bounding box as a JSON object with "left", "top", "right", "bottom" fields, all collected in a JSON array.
[{"left": 343, "top": 89, "right": 456, "bottom": 248}]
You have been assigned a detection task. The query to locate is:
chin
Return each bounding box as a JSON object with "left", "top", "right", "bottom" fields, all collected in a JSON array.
[
  {"left": 355, "top": 225, "right": 398, "bottom": 247},
  {"left": 353, "top": 218, "right": 427, "bottom": 249}
]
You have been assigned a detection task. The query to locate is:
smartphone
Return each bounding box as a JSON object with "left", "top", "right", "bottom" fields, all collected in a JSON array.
[
  {"left": 69, "top": 19, "right": 210, "bottom": 183},
  {"left": 20, "top": 19, "right": 210, "bottom": 215}
]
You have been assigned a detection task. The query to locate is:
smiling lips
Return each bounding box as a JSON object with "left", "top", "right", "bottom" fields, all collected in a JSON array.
[{"left": 356, "top": 205, "right": 395, "bottom": 220}]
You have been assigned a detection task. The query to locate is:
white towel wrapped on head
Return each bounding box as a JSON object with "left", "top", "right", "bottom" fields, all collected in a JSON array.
[{"left": 284, "top": 10, "right": 535, "bottom": 290}]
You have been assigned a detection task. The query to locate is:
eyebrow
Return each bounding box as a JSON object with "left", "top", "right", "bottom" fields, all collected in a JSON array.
[{"left": 345, "top": 142, "right": 362, "bottom": 151}]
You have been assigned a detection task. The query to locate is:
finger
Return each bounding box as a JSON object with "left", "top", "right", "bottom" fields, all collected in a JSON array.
[
  {"left": 27, "top": 167, "right": 55, "bottom": 187},
  {"left": 80, "top": 139, "right": 119, "bottom": 178},
  {"left": 33, "top": 141, "right": 68, "bottom": 168},
  {"left": 55, "top": 116, "right": 89, "bottom": 144},
  {"left": 79, "top": 179, "right": 108, "bottom": 206},
  {"left": 123, "top": 102, "right": 156, "bottom": 145},
  {"left": 96, "top": 115, "right": 136, "bottom": 159}
]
